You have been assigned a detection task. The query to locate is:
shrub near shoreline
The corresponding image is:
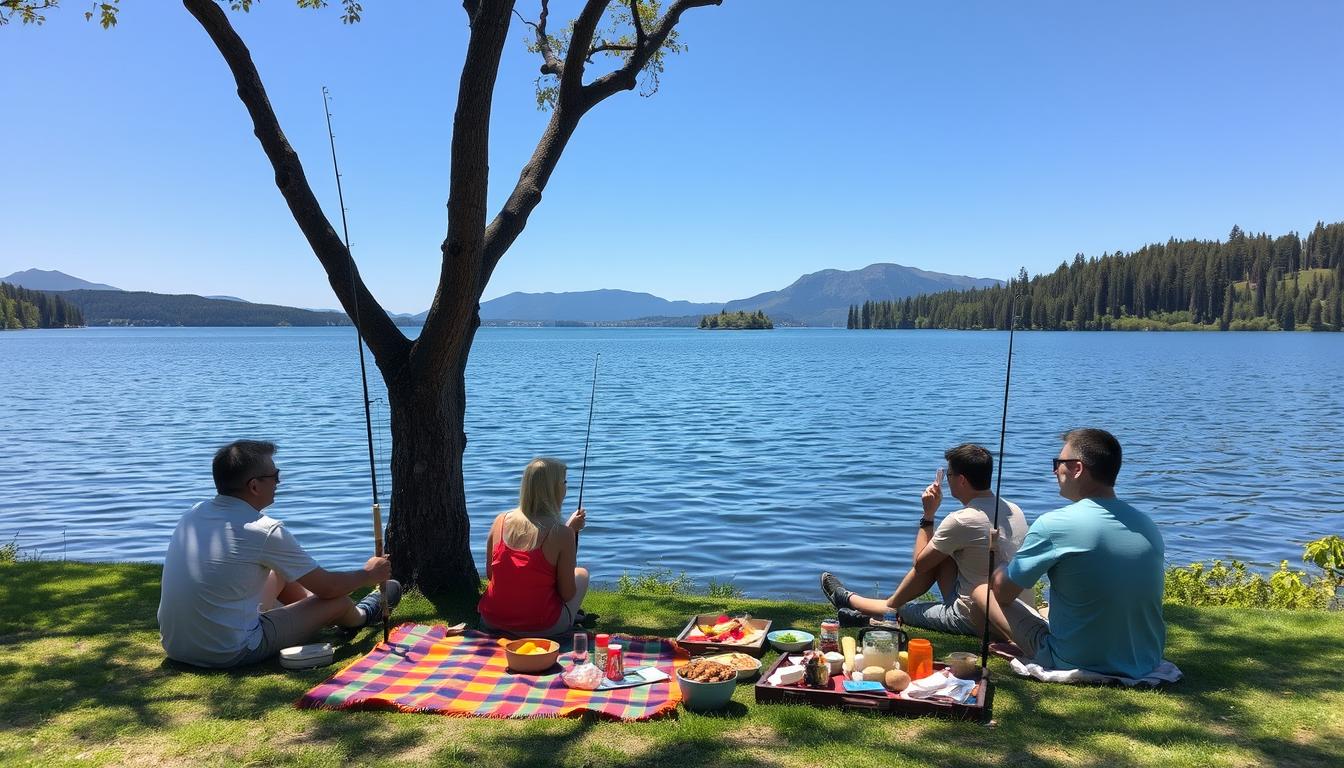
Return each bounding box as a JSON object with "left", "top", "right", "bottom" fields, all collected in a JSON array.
[{"left": 1163, "top": 535, "right": 1344, "bottom": 611}]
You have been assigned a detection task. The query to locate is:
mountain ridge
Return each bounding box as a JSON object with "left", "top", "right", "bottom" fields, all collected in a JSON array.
[
  {"left": 2, "top": 268, "right": 121, "bottom": 292},
  {"left": 5, "top": 262, "right": 1002, "bottom": 326}
]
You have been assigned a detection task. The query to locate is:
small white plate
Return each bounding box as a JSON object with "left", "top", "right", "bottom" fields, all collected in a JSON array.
[{"left": 280, "top": 642, "right": 334, "bottom": 670}]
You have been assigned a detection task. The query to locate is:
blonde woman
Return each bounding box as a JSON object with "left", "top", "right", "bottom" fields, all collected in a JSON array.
[{"left": 477, "top": 457, "right": 590, "bottom": 635}]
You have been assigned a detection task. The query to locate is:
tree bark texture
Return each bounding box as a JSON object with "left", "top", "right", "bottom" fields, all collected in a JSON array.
[{"left": 383, "top": 356, "right": 480, "bottom": 595}]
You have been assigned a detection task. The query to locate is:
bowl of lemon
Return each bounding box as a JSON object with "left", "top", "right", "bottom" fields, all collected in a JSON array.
[{"left": 504, "top": 637, "right": 561, "bottom": 673}]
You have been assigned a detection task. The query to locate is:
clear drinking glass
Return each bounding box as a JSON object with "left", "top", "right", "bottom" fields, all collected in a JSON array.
[{"left": 572, "top": 632, "right": 589, "bottom": 666}]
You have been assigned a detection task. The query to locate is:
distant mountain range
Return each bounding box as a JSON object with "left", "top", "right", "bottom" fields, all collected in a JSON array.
[
  {"left": 479, "top": 263, "right": 1001, "bottom": 326},
  {"left": 3, "top": 268, "right": 121, "bottom": 292},
  {"left": 4, "top": 263, "right": 1002, "bottom": 327},
  {"left": 721, "top": 263, "right": 1002, "bottom": 326},
  {"left": 479, "top": 290, "right": 721, "bottom": 322},
  {"left": 49, "top": 290, "right": 372, "bottom": 328}
]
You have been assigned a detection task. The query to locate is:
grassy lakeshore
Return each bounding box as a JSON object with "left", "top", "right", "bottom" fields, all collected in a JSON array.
[{"left": 2, "top": 562, "right": 1341, "bottom": 767}]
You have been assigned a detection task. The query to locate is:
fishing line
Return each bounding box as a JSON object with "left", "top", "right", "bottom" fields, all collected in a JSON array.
[
  {"left": 322, "top": 86, "right": 389, "bottom": 645},
  {"left": 978, "top": 281, "right": 1020, "bottom": 675},
  {"left": 575, "top": 354, "right": 599, "bottom": 549}
]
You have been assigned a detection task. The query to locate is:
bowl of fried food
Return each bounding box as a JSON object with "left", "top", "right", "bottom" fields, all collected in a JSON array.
[
  {"left": 705, "top": 651, "right": 763, "bottom": 681},
  {"left": 676, "top": 658, "right": 739, "bottom": 711},
  {"left": 504, "top": 638, "right": 560, "bottom": 674}
]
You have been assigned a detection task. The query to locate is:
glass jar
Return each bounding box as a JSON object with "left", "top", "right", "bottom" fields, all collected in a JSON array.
[
  {"left": 594, "top": 633, "right": 610, "bottom": 669},
  {"left": 819, "top": 620, "right": 840, "bottom": 654},
  {"left": 861, "top": 629, "right": 898, "bottom": 670}
]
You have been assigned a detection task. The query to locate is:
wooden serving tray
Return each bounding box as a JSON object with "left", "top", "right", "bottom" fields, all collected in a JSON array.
[
  {"left": 674, "top": 614, "right": 773, "bottom": 658},
  {"left": 753, "top": 653, "right": 994, "bottom": 722}
]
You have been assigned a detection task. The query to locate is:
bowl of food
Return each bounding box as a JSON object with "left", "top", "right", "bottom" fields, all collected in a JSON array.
[
  {"left": 766, "top": 629, "right": 815, "bottom": 653},
  {"left": 705, "top": 651, "right": 763, "bottom": 681},
  {"left": 504, "top": 638, "right": 560, "bottom": 674},
  {"left": 676, "top": 658, "right": 739, "bottom": 712}
]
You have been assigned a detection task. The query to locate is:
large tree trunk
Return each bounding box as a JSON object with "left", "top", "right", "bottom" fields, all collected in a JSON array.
[{"left": 383, "top": 334, "right": 480, "bottom": 595}]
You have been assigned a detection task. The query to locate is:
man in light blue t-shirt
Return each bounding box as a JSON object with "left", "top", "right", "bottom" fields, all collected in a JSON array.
[{"left": 981, "top": 428, "right": 1165, "bottom": 679}]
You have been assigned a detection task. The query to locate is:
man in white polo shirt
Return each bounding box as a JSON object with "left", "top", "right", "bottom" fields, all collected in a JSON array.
[{"left": 158, "top": 440, "right": 399, "bottom": 668}]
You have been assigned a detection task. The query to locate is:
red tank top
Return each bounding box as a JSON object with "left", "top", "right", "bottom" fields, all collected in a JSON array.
[{"left": 477, "top": 525, "right": 564, "bottom": 632}]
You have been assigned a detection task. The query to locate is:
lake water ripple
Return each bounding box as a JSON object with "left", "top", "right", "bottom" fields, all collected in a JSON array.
[{"left": 2, "top": 327, "right": 1341, "bottom": 598}]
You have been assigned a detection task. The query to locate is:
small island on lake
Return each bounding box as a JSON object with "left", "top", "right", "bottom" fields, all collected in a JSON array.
[{"left": 699, "top": 309, "right": 774, "bottom": 330}]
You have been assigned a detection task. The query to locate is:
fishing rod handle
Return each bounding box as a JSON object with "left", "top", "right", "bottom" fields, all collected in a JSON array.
[{"left": 371, "top": 502, "right": 384, "bottom": 558}]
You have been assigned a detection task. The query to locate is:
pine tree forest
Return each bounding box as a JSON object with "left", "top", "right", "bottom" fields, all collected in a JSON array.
[
  {"left": 0, "top": 283, "right": 85, "bottom": 330},
  {"left": 848, "top": 222, "right": 1344, "bottom": 332}
]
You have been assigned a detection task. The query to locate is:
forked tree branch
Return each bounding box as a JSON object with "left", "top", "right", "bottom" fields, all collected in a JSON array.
[
  {"left": 480, "top": 0, "right": 720, "bottom": 281},
  {"left": 180, "top": 0, "right": 407, "bottom": 363},
  {"left": 628, "top": 0, "right": 645, "bottom": 47},
  {"left": 516, "top": 0, "right": 563, "bottom": 76},
  {"left": 583, "top": 0, "right": 720, "bottom": 106}
]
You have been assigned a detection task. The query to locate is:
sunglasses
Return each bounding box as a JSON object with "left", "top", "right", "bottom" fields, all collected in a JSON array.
[
  {"left": 1052, "top": 458, "right": 1084, "bottom": 471},
  {"left": 250, "top": 470, "right": 281, "bottom": 483}
]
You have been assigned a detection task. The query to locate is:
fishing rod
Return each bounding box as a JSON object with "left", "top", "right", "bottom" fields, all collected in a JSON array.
[
  {"left": 323, "top": 86, "right": 389, "bottom": 646},
  {"left": 574, "top": 353, "right": 599, "bottom": 547},
  {"left": 978, "top": 280, "right": 1020, "bottom": 675}
]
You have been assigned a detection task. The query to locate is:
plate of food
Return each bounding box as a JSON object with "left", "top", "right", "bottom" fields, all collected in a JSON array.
[
  {"left": 677, "top": 614, "right": 773, "bottom": 657},
  {"left": 705, "top": 651, "right": 763, "bottom": 680}
]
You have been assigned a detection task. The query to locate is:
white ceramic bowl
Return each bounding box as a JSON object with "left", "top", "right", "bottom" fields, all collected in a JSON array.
[
  {"left": 766, "top": 629, "right": 815, "bottom": 653},
  {"left": 676, "top": 670, "right": 738, "bottom": 712}
]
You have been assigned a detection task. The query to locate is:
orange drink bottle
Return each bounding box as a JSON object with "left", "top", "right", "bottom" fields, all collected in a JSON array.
[{"left": 907, "top": 638, "right": 934, "bottom": 679}]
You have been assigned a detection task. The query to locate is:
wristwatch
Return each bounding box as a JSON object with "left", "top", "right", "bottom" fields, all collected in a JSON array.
[{"left": 918, "top": 518, "right": 936, "bottom": 528}]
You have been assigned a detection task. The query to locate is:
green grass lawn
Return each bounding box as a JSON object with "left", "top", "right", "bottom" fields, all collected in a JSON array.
[{"left": 2, "top": 562, "right": 1341, "bottom": 767}]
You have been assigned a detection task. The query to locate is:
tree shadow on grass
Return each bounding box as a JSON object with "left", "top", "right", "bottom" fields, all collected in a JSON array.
[{"left": 0, "top": 562, "right": 163, "bottom": 640}]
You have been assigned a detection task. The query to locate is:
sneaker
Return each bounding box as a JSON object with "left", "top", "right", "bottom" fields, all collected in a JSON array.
[
  {"left": 836, "top": 607, "right": 870, "bottom": 628},
  {"left": 355, "top": 579, "right": 402, "bottom": 627},
  {"left": 819, "top": 572, "right": 852, "bottom": 610}
]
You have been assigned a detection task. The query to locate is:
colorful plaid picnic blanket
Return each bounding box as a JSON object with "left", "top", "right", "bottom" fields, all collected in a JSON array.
[{"left": 296, "top": 623, "right": 689, "bottom": 720}]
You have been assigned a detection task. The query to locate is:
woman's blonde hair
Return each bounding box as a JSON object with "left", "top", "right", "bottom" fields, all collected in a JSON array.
[
  {"left": 517, "top": 457, "right": 567, "bottom": 525},
  {"left": 502, "top": 458, "right": 567, "bottom": 549}
]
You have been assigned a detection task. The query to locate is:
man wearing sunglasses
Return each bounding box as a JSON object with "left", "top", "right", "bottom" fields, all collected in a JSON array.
[
  {"left": 158, "top": 440, "right": 399, "bottom": 668},
  {"left": 977, "top": 428, "right": 1166, "bottom": 678}
]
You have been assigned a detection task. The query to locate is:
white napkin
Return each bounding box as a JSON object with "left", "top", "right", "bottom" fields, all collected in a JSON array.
[
  {"left": 767, "top": 663, "right": 805, "bottom": 686},
  {"left": 900, "top": 669, "right": 976, "bottom": 702},
  {"left": 1008, "top": 658, "right": 1183, "bottom": 686}
]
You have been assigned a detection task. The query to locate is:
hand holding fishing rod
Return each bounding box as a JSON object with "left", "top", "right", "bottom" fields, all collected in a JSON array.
[{"left": 323, "top": 86, "right": 391, "bottom": 646}]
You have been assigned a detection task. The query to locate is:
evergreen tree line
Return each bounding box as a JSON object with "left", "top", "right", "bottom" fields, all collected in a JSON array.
[
  {"left": 1, "top": 282, "right": 85, "bottom": 330},
  {"left": 699, "top": 309, "right": 774, "bottom": 329},
  {"left": 847, "top": 221, "right": 1344, "bottom": 331}
]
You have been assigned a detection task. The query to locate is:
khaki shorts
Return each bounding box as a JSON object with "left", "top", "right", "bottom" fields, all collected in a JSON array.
[{"left": 228, "top": 605, "right": 319, "bottom": 667}]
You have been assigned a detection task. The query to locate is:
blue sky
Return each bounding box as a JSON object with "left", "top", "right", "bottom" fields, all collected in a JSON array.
[{"left": 3, "top": 1, "right": 1342, "bottom": 313}]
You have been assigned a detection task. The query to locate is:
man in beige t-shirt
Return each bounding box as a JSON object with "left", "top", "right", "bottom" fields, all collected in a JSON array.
[{"left": 821, "top": 443, "right": 1031, "bottom": 636}]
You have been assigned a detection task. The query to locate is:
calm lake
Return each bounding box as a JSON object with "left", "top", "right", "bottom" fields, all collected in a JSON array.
[{"left": 3, "top": 327, "right": 1342, "bottom": 598}]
